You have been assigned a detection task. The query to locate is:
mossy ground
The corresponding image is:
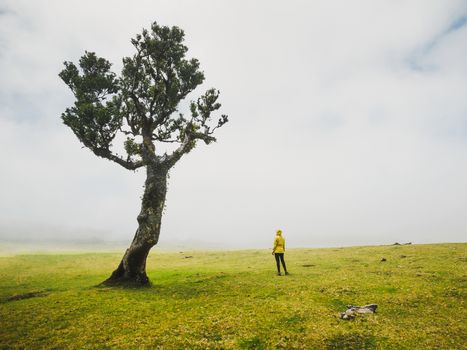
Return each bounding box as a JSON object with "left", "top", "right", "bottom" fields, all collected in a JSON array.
[{"left": 0, "top": 244, "right": 465, "bottom": 349}]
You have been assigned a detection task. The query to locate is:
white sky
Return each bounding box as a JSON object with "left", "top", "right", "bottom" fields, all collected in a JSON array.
[{"left": 0, "top": 0, "right": 466, "bottom": 248}]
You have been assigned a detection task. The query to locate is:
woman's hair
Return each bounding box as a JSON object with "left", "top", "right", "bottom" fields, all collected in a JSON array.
[{"left": 276, "top": 229, "right": 282, "bottom": 235}]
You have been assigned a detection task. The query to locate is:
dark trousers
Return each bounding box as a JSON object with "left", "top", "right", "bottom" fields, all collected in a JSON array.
[{"left": 274, "top": 253, "right": 287, "bottom": 273}]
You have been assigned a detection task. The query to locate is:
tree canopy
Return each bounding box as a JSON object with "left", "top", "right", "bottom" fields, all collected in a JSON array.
[{"left": 59, "top": 22, "right": 228, "bottom": 171}]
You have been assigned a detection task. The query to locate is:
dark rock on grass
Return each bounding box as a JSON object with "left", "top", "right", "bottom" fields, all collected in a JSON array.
[{"left": 381, "top": 258, "right": 387, "bottom": 262}]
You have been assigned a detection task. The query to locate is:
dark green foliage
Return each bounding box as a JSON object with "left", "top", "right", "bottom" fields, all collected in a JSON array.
[
  {"left": 59, "top": 22, "right": 228, "bottom": 170},
  {"left": 59, "top": 52, "right": 121, "bottom": 152}
]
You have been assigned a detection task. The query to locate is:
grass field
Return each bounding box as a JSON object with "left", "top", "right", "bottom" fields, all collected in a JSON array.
[{"left": 0, "top": 243, "right": 465, "bottom": 349}]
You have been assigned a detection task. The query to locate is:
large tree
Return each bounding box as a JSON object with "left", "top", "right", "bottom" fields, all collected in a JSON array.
[{"left": 59, "top": 22, "right": 228, "bottom": 286}]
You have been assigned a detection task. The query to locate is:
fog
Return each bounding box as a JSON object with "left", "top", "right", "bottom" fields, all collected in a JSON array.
[{"left": 0, "top": 0, "right": 466, "bottom": 249}]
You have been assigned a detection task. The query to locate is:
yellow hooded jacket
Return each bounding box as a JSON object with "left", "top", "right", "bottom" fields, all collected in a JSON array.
[{"left": 273, "top": 231, "right": 285, "bottom": 253}]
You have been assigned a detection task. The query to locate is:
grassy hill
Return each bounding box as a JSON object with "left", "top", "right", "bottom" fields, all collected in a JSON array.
[{"left": 0, "top": 243, "right": 465, "bottom": 349}]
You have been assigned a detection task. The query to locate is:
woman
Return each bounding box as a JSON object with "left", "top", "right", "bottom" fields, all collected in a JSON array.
[{"left": 272, "top": 229, "right": 288, "bottom": 276}]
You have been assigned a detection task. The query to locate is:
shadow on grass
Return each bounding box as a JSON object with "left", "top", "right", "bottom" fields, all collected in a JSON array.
[
  {"left": 326, "top": 332, "right": 377, "bottom": 350},
  {"left": 92, "top": 271, "right": 238, "bottom": 300},
  {"left": 91, "top": 269, "right": 290, "bottom": 303},
  {"left": 1, "top": 290, "right": 50, "bottom": 303},
  {"left": 239, "top": 336, "right": 266, "bottom": 350}
]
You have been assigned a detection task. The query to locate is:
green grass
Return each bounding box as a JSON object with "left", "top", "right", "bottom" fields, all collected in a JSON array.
[{"left": 0, "top": 244, "right": 465, "bottom": 349}]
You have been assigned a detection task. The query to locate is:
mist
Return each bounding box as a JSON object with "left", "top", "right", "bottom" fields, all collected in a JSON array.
[{"left": 1, "top": 0, "right": 466, "bottom": 249}]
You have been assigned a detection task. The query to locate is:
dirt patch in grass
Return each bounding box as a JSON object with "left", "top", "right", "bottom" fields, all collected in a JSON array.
[{"left": 4, "top": 291, "right": 49, "bottom": 302}]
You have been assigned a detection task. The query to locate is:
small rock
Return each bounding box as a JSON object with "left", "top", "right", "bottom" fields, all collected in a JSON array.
[
  {"left": 381, "top": 258, "right": 387, "bottom": 262},
  {"left": 340, "top": 313, "right": 355, "bottom": 320},
  {"left": 340, "top": 304, "right": 378, "bottom": 320}
]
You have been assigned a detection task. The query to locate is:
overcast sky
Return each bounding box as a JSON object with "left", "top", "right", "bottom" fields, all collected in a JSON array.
[{"left": 0, "top": 0, "right": 466, "bottom": 248}]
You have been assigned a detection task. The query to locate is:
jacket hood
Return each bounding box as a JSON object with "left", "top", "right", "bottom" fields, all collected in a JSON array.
[{"left": 276, "top": 230, "right": 282, "bottom": 236}]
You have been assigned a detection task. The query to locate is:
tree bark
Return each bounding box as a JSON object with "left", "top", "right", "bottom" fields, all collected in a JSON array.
[{"left": 103, "top": 164, "right": 167, "bottom": 286}]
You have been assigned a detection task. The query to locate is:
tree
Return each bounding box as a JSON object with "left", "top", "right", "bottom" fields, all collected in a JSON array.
[{"left": 59, "top": 22, "right": 228, "bottom": 286}]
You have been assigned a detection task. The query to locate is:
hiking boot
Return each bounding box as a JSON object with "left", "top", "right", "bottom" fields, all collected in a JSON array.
[
  {"left": 285, "top": 271, "right": 289, "bottom": 275},
  {"left": 277, "top": 272, "right": 282, "bottom": 276}
]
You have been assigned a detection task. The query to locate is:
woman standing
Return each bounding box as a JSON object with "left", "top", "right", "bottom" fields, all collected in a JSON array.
[{"left": 272, "top": 229, "right": 288, "bottom": 276}]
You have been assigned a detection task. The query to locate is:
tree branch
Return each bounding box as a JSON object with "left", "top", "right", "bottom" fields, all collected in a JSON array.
[
  {"left": 162, "top": 137, "right": 195, "bottom": 169},
  {"left": 162, "top": 127, "right": 216, "bottom": 169},
  {"left": 92, "top": 147, "right": 145, "bottom": 170}
]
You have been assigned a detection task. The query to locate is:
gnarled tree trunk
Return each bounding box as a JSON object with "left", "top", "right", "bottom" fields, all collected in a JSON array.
[{"left": 103, "top": 164, "right": 167, "bottom": 286}]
